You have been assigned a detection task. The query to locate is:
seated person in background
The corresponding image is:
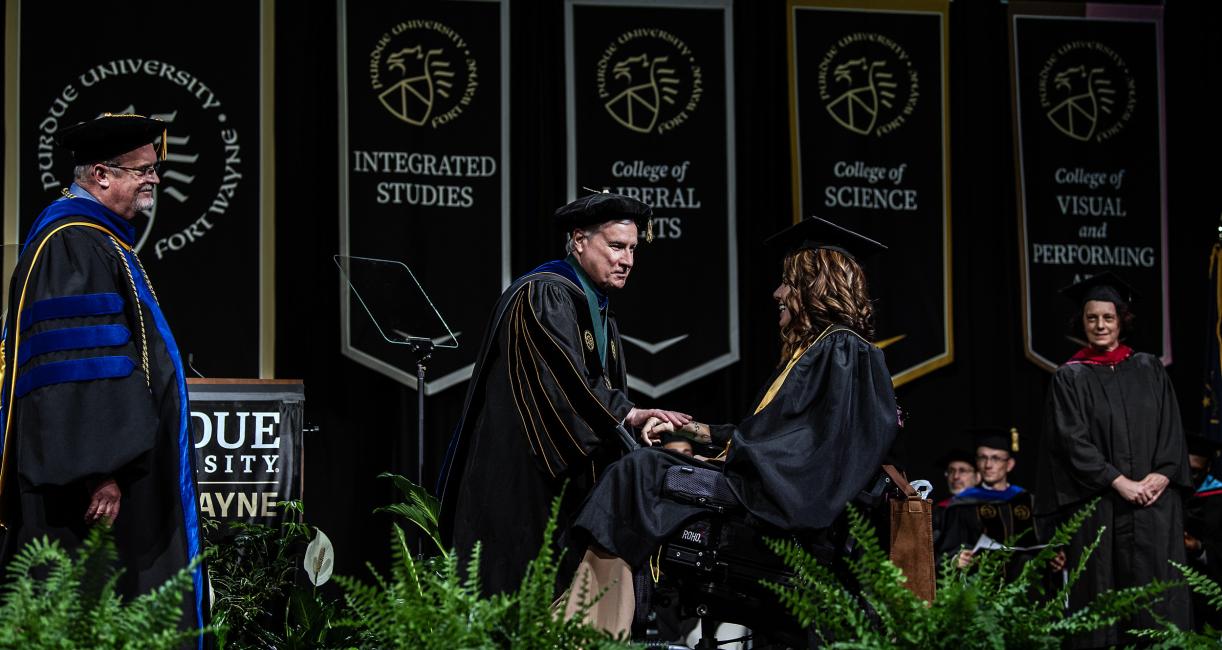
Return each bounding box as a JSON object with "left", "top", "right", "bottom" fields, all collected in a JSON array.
[
  {"left": 561, "top": 216, "right": 899, "bottom": 636},
  {"left": 936, "top": 448, "right": 980, "bottom": 507},
  {"left": 937, "top": 427, "right": 1038, "bottom": 572},
  {"left": 933, "top": 447, "right": 979, "bottom": 558},
  {"left": 1184, "top": 433, "right": 1222, "bottom": 630}
]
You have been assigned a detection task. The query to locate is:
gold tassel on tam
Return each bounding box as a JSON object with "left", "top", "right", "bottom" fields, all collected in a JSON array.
[{"left": 1011, "top": 427, "right": 1020, "bottom": 453}]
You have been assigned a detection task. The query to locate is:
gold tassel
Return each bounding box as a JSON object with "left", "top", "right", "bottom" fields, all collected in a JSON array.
[
  {"left": 646, "top": 218, "right": 654, "bottom": 244},
  {"left": 1010, "top": 427, "right": 1020, "bottom": 453}
]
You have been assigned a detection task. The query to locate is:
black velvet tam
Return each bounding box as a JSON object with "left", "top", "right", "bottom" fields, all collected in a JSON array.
[
  {"left": 553, "top": 192, "right": 652, "bottom": 233},
  {"left": 56, "top": 113, "right": 166, "bottom": 164}
]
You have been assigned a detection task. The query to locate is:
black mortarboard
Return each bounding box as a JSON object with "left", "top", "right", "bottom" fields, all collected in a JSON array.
[
  {"left": 56, "top": 113, "right": 167, "bottom": 165},
  {"left": 554, "top": 191, "right": 654, "bottom": 242},
  {"left": 1188, "top": 434, "right": 1222, "bottom": 459},
  {"left": 763, "top": 216, "right": 887, "bottom": 261},
  {"left": 1059, "top": 271, "right": 1136, "bottom": 309},
  {"left": 970, "top": 426, "right": 1019, "bottom": 455},
  {"left": 936, "top": 448, "right": 976, "bottom": 469}
]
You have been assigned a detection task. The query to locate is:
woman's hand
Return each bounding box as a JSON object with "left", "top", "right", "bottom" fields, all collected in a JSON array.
[
  {"left": 677, "top": 422, "right": 713, "bottom": 445},
  {"left": 1137, "top": 473, "right": 1170, "bottom": 506},
  {"left": 1111, "top": 475, "right": 1154, "bottom": 506},
  {"left": 638, "top": 417, "right": 674, "bottom": 446}
]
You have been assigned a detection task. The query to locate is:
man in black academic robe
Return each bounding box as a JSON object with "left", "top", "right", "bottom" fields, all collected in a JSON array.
[
  {"left": 437, "top": 193, "right": 690, "bottom": 595},
  {"left": 936, "top": 428, "right": 1039, "bottom": 578},
  {"left": 0, "top": 115, "right": 206, "bottom": 642}
]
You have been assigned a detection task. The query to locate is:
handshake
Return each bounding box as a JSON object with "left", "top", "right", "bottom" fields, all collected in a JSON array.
[{"left": 624, "top": 407, "right": 712, "bottom": 448}]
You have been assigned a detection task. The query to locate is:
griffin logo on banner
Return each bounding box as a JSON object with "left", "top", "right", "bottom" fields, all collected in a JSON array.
[
  {"left": 596, "top": 28, "right": 702, "bottom": 135},
  {"left": 817, "top": 32, "right": 919, "bottom": 137},
  {"left": 369, "top": 20, "right": 479, "bottom": 129},
  {"left": 1038, "top": 41, "right": 1135, "bottom": 143}
]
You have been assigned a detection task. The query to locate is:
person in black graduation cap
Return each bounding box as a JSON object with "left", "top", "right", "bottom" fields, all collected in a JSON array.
[
  {"left": 961, "top": 427, "right": 1026, "bottom": 501},
  {"left": 1034, "top": 271, "right": 1191, "bottom": 646},
  {"left": 0, "top": 113, "right": 208, "bottom": 642},
  {"left": 937, "top": 427, "right": 1038, "bottom": 572},
  {"left": 561, "top": 216, "right": 899, "bottom": 636},
  {"left": 436, "top": 191, "right": 692, "bottom": 597}
]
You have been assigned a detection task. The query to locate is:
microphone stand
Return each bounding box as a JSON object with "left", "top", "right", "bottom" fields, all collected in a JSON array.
[
  {"left": 392, "top": 332, "right": 436, "bottom": 492},
  {"left": 408, "top": 338, "right": 434, "bottom": 491}
]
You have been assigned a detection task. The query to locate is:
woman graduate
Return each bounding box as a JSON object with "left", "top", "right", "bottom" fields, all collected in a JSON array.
[
  {"left": 562, "top": 216, "right": 899, "bottom": 634},
  {"left": 1034, "top": 272, "right": 1191, "bottom": 646}
]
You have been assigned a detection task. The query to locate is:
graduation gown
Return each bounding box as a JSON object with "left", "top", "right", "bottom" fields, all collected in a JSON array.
[
  {"left": 572, "top": 327, "right": 898, "bottom": 569},
  {"left": 437, "top": 261, "right": 635, "bottom": 595},
  {"left": 0, "top": 196, "right": 205, "bottom": 641},
  {"left": 1035, "top": 349, "right": 1191, "bottom": 646},
  {"left": 935, "top": 486, "right": 1038, "bottom": 579},
  {"left": 1185, "top": 475, "right": 1222, "bottom": 630}
]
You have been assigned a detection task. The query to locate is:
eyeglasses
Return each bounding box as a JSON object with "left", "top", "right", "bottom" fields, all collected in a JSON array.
[
  {"left": 945, "top": 468, "right": 975, "bottom": 477},
  {"left": 976, "top": 454, "right": 1010, "bottom": 465},
  {"left": 105, "top": 161, "right": 163, "bottom": 179}
]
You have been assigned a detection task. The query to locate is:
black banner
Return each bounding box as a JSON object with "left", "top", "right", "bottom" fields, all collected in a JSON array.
[
  {"left": 189, "top": 380, "right": 304, "bottom": 532},
  {"left": 566, "top": 0, "right": 737, "bottom": 397},
  {"left": 788, "top": 0, "right": 951, "bottom": 386},
  {"left": 339, "top": 0, "right": 509, "bottom": 395},
  {"left": 1010, "top": 4, "right": 1168, "bottom": 370},
  {"left": 5, "top": 1, "right": 272, "bottom": 378}
]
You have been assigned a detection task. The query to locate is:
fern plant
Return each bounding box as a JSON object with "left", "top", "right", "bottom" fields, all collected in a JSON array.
[
  {"left": 0, "top": 526, "right": 209, "bottom": 649},
  {"left": 1129, "top": 561, "right": 1222, "bottom": 649},
  {"left": 764, "top": 499, "right": 1179, "bottom": 649},
  {"left": 337, "top": 475, "right": 637, "bottom": 649}
]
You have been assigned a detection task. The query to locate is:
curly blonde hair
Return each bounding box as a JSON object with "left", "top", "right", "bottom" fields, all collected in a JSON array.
[{"left": 778, "top": 248, "right": 875, "bottom": 362}]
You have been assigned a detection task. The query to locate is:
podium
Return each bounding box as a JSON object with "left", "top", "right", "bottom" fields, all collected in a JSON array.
[{"left": 187, "top": 379, "right": 305, "bottom": 533}]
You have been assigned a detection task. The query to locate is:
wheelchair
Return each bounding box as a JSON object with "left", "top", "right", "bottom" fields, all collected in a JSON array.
[{"left": 635, "top": 463, "right": 895, "bottom": 649}]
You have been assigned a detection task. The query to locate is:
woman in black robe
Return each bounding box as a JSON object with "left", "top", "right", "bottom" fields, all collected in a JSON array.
[
  {"left": 563, "top": 217, "right": 899, "bottom": 635},
  {"left": 1035, "top": 272, "right": 1191, "bottom": 647}
]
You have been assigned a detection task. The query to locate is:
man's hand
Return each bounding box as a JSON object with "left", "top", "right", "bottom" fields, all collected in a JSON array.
[
  {"left": 1137, "top": 473, "right": 1170, "bottom": 506},
  {"left": 85, "top": 478, "right": 120, "bottom": 526},
  {"left": 1048, "top": 549, "right": 1067, "bottom": 572},
  {"left": 627, "top": 408, "right": 691, "bottom": 432},
  {"left": 1186, "top": 531, "right": 1203, "bottom": 554},
  {"left": 1112, "top": 475, "right": 1154, "bottom": 506},
  {"left": 627, "top": 408, "right": 691, "bottom": 446},
  {"left": 956, "top": 549, "right": 974, "bottom": 569}
]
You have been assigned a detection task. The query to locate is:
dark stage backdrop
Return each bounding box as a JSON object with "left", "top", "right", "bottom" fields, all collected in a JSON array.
[{"left": 2, "top": 0, "right": 1219, "bottom": 581}]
